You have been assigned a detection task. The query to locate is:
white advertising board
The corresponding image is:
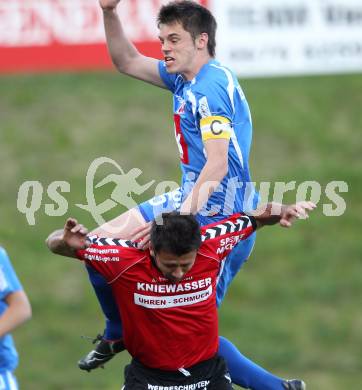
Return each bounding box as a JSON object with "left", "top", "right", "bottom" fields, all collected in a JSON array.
[
  {"left": 211, "top": 0, "right": 362, "bottom": 77},
  {"left": 0, "top": 0, "right": 172, "bottom": 46}
]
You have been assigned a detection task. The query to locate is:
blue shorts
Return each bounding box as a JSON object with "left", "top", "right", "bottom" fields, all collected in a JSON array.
[{"left": 138, "top": 189, "right": 256, "bottom": 306}]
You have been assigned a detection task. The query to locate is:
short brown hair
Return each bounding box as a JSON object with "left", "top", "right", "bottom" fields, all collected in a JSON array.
[{"left": 158, "top": 1, "right": 217, "bottom": 57}]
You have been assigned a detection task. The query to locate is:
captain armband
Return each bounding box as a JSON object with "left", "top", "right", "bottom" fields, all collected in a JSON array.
[{"left": 200, "top": 116, "right": 232, "bottom": 141}]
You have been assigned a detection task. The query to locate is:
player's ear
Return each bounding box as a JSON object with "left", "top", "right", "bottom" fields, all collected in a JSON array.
[
  {"left": 196, "top": 32, "right": 208, "bottom": 51},
  {"left": 149, "top": 244, "right": 155, "bottom": 258}
]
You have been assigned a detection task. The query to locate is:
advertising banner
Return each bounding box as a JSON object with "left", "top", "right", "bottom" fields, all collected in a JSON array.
[
  {"left": 212, "top": 0, "right": 362, "bottom": 77},
  {"left": 0, "top": 0, "right": 207, "bottom": 72},
  {"left": 1, "top": 0, "right": 361, "bottom": 77}
]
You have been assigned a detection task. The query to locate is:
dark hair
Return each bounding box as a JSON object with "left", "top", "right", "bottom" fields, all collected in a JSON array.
[
  {"left": 157, "top": 0, "right": 217, "bottom": 57},
  {"left": 151, "top": 212, "right": 201, "bottom": 256}
]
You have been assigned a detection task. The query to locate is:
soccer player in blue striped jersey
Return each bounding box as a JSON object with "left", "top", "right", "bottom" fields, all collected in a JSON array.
[
  {"left": 137, "top": 57, "right": 259, "bottom": 305},
  {"left": 153, "top": 58, "right": 257, "bottom": 220},
  {"left": 78, "top": 1, "right": 306, "bottom": 389}
]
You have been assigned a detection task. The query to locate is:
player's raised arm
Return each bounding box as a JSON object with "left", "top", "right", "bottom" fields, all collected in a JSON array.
[
  {"left": 99, "top": 0, "right": 165, "bottom": 88},
  {"left": 46, "top": 218, "right": 89, "bottom": 258}
]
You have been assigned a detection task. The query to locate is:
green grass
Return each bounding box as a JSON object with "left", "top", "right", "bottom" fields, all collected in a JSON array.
[{"left": 0, "top": 71, "right": 361, "bottom": 389}]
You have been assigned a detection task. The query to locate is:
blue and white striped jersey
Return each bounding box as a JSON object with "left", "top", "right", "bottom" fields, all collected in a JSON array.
[{"left": 159, "top": 59, "right": 259, "bottom": 219}]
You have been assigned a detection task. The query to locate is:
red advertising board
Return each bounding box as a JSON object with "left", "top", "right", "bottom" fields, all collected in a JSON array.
[{"left": 0, "top": 0, "right": 208, "bottom": 73}]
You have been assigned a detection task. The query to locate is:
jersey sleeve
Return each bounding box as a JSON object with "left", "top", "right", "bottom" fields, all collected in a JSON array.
[
  {"left": 76, "top": 236, "right": 137, "bottom": 282},
  {"left": 158, "top": 61, "right": 178, "bottom": 93},
  {"left": 197, "top": 77, "right": 234, "bottom": 143},
  {"left": 0, "top": 248, "right": 23, "bottom": 300},
  {"left": 200, "top": 213, "right": 257, "bottom": 261}
]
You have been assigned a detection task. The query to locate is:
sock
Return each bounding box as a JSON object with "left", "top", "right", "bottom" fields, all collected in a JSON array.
[
  {"left": 218, "top": 336, "right": 284, "bottom": 390},
  {"left": 85, "top": 265, "right": 123, "bottom": 340}
]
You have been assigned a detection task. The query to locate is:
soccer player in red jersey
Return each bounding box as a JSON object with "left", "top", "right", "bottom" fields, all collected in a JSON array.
[{"left": 46, "top": 202, "right": 314, "bottom": 389}]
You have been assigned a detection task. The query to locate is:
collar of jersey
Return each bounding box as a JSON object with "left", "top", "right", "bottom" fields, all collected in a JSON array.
[{"left": 185, "top": 59, "right": 219, "bottom": 85}]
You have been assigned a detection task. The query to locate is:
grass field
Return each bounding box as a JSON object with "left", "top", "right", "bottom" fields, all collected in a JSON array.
[{"left": 0, "top": 71, "right": 361, "bottom": 389}]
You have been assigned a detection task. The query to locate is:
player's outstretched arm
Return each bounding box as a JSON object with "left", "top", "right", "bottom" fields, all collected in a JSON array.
[
  {"left": 99, "top": 0, "right": 165, "bottom": 88},
  {"left": 251, "top": 201, "right": 316, "bottom": 229},
  {"left": 46, "top": 218, "right": 90, "bottom": 258}
]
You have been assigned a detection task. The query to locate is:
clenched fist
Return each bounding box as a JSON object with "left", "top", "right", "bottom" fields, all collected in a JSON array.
[{"left": 99, "top": 0, "right": 122, "bottom": 11}]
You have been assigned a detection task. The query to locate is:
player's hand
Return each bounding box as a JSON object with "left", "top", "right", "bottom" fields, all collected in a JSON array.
[
  {"left": 62, "top": 218, "right": 90, "bottom": 250},
  {"left": 99, "top": 0, "right": 121, "bottom": 11},
  {"left": 130, "top": 223, "right": 152, "bottom": 250},
  {"left": 280, "top": 201, "right": 316, "bottom": 228}
]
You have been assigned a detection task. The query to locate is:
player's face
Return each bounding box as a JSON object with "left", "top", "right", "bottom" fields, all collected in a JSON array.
[
  {"left": 153, "top": 250, "right": 197, "bottom": 283},
  {"left": 158, "top": 22, "right": 199, "bottom": 79}
]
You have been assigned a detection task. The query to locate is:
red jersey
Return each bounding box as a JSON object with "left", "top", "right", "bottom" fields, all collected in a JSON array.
[{"left": 77, "top": 213, "right": 256, "bottom": 371}]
